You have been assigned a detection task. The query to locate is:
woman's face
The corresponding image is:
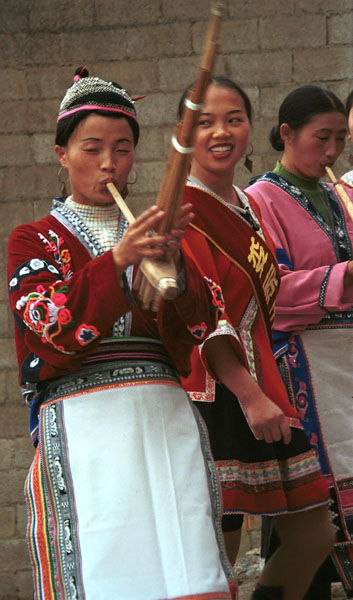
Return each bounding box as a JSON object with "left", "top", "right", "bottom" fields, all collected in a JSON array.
[
  {"left": 55, "top": 113, "right": 135, "bottom": 206},
  {"left": 281, "top": 111, "right": 347, "bottom": 180},
  {"left": 191, "top": 84, "right": 250, "bottom": 182}
]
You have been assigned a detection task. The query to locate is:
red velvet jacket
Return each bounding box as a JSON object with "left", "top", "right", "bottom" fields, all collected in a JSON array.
[{"left": 8, "top": 198, "right": 222, "bottom": 391}]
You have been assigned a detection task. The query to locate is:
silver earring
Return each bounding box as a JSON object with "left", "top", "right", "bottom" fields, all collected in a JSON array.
[{"left": 244, "top": 143, "right": 253, "bottom": 173}]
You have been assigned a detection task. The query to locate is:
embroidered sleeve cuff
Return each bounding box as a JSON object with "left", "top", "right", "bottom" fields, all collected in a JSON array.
[
  {"left": 323, "top": 262, "right": 353, "bottom": 309},
  {"left": 200, "top": 318, "right": 244, "bottom": 381}
]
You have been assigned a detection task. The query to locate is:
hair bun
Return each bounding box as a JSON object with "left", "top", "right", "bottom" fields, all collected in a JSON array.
[
  {"left": 269, "top": 125, "right": 284, "bottom": 152},
  {"left": 73, "top": 66, "right": 89, "bottom": 82}
]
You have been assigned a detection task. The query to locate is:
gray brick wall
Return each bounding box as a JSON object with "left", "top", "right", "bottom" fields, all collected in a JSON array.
[{"left": 1, "top": 1, "right": 352, "bottom": 597}]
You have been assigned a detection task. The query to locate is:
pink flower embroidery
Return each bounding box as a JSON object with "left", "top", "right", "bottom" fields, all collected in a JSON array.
[
  {"left": 52, "top": 293, "right": 67, "bottom": 307},
  {"left": 295, "top": 380, "right": 308, "bottom": 419},
  {"left": 57, "top": 308, "right": 72, "bottom": 325}
]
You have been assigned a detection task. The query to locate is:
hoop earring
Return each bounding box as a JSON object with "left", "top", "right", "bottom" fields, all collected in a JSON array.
[
  {"left": 244, "top": 143, "right": 253, "bottom": 173},
  {"left": 58, "top": 166, "right": 68, "bottom": 198},
  {"left": 126, "top": 169, "right": 137, "bottom": 185}
]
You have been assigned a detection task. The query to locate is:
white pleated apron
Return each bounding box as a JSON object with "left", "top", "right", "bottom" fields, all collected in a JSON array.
[
  {"left": 300, "top": 327, "right": 353, "bottom": 480},
  {"left": 29, "top": 339, "right": 233, "bottom": 600}
]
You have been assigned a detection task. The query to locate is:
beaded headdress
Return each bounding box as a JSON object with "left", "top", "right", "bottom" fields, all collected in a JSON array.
[{"left": 57, "top": 67, "right": 141, "bottom": 142}]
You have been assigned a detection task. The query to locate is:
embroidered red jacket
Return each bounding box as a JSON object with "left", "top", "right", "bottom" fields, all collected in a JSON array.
[{"left": 8, "top": 199, "right": 222, "bottom": 389}]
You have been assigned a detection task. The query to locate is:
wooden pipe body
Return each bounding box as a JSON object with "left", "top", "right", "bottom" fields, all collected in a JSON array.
[
  {"left": 107, "top": 3, "right": 225, "bottom": 311},
  {"left": 155, "top": 4, "right": 223, "bottom": 234}
]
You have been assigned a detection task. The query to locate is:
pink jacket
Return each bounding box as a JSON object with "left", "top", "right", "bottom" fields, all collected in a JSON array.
[{"left": 246, "top": 176, "right": 353, "bottom": 334}]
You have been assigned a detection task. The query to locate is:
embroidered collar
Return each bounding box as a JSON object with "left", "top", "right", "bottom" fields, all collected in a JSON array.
[
  {"left": 64, "top": 196, "right": 121, "bottom": 252},
  {"left": 65, "top": 196, "right": 120, "bottom": 224},
  {"left": 186, "top": 176, "right": 263, "bottom": 237}
]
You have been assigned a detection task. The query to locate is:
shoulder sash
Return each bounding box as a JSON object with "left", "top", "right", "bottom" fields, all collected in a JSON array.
[{"left": 184, "top": 185, "right": 280, "bottom": 343}]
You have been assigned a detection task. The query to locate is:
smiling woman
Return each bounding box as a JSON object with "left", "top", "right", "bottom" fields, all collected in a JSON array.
[
  {"left": 189, "top": 84, "right": 250, "bottom": 188},
  {"left": 179, "top": 77, "right": 336, "bottom": 600}
]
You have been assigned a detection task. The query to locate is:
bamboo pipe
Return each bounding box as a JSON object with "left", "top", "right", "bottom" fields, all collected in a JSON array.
[
  {"left": 325, "top": 166, "right": 353, "bottom": 223},
  {"left": 106, "top": 182, "right": 136, "bottom": 224}
]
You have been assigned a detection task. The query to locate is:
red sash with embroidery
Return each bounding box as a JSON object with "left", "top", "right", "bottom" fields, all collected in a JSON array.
[{"left": 184, "top": 185, "right": 279, "bottom": 346}]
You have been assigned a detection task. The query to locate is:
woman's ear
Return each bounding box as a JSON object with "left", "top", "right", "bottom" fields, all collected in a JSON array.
[
  {"left": 55, "top": 145, "right": 68, "bottom": 168},
  {"left": 279, "top": 123, "right": 294, "bottom": 146}
]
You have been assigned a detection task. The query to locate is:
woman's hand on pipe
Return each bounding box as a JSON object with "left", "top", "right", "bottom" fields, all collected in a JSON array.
[{"left": 112, "top": 206, "right": 173, "bottom": 275}]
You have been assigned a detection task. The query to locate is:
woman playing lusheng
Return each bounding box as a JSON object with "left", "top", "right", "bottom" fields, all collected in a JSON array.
[
  {"left": 246, "top": 85, "right": 353, "bottom": 599},
  {"left": 7, "top": 67, "right": 236, "bottom": 600},
  {"left": 179, "top": 76, "right": 335, "bottom": 600}
]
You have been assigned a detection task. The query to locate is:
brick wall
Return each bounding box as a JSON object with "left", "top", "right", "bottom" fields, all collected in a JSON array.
[{"left": 1, "top": 0, "right": 352, "bottom": 597}]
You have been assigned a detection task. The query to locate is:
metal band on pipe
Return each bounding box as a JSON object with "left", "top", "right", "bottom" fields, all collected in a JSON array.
[
  {"left": 184, "top": 98, "right": 203, "bottom": 111},
  {"left": 171, "top": 135, "right": 194, "bottom": 154}
]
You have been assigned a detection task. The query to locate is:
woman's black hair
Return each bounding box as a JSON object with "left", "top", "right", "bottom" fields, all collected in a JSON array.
[
  {"left": 55, "top": 109, "right": 139, "bottom": 147},
  {"left": 345, "top": 89, "right": 353, "bottom": 118},
  {"left": 269, "top": 85, "right": 345, "bottom": 151},
  {"left": 177, "top": 75, "right": 253, "bottom": 125}
]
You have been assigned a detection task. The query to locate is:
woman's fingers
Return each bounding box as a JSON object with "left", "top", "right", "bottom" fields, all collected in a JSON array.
[
  {"left": 172, "top": 203, "right": 195, "bottom": 229},
  {"left": 113, "top": 202, "right": 196, "bottom": 271},
  {"left": 136, "top": 203, "right": 194, "bottom": 242},
  {"left": 114, "top": 207, "right": 181, "bottom": 269},
  {"left": 280, "top": 421, "right": 292, "bottom": 445},
  {"left": 252, "top": 416, "right": 292, "bottom": 445},
  {"left": 133, "top": 206, "right": 165, "bottom": 235}
]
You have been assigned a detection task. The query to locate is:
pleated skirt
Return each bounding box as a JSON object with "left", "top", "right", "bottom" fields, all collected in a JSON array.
[{"left": 195, "top": 384, "right": 329, "bottom": 518}]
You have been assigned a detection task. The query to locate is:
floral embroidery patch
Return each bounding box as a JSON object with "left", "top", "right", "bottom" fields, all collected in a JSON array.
[
  {"left": 38, "top": 229, "right": 73, "bottom": 279},
  {"left": 187, "top": 322, "right": 207, "bottom": 340},
  {"left": 204, "top": 277, "right": 225, "bottom": 319},
  {"left": 75, "top": 323, "right": 100, "bottom": 346},
  {"left": 16, "top": 282, "right": 75, "bottom": 354}
]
